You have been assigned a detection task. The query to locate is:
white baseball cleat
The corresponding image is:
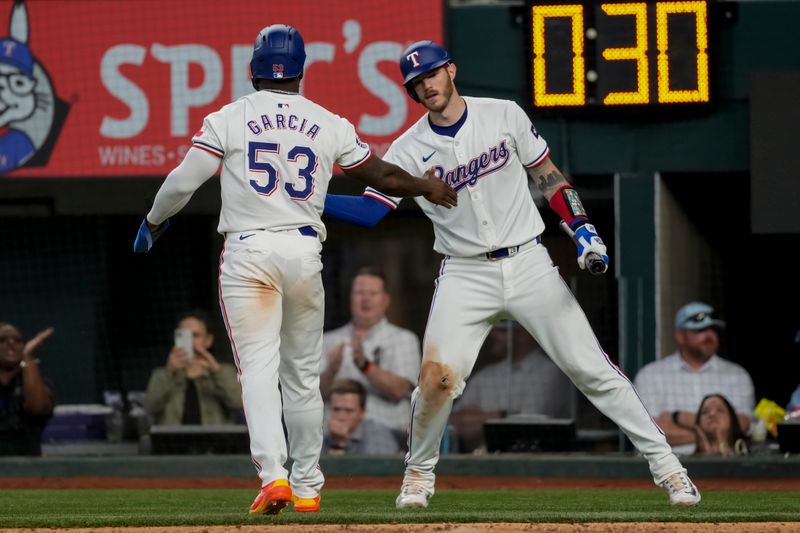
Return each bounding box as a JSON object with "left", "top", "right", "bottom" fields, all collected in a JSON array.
[
  {"left": 660, "top": 471, "right": 701, "bottom": 506},
  {"left": 395, "top": 483, "right": 434, "bottom": 509}
]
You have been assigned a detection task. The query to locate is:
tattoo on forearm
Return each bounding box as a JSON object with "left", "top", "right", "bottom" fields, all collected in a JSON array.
[{"left": 535, "top": 171, "right": 564, "bottom": 193}]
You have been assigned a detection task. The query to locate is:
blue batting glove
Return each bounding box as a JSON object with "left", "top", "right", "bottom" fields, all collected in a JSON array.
[
  {"left": 133, "top": 217, "right": 170, "bottom": 253},
  {"left": 574, "top": 223, "right": 609, "bottom": 273}
]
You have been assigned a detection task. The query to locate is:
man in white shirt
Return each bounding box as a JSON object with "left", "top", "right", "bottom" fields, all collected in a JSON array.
[
  {"left": 634, "top": 301, "right": 755, "bottom": 455},
  {"left": 321, "top": 267, "right": 421, "bottom": 445}
]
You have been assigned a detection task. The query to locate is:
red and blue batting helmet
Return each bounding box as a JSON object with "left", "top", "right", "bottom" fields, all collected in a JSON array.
[
  {"left": 399, "top": 40, "right": 451, "bottom": 102},
  {"left": 250, "top": 24, "right": 306, "bottom": 89}
]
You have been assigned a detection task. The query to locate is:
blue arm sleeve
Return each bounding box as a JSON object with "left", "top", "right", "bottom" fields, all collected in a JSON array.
[{"left": 323, "top": 194, "right": 392, "bottom": 228}]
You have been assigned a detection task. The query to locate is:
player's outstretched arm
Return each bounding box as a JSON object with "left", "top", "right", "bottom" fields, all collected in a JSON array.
[
  {"left": 344, "top": 156, "right": 457, "bottom": 208},
  {"left": 527, "top": 157, "right": 608, "bottom": 273},
  {"left": 323, "top": 194, "right": 392, "bottom": 228},
  {"left": 133, "top": 147, "right": 220, "bottom": 253}
]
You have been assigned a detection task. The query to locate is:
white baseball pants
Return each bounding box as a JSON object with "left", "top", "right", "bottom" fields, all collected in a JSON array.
[
  {"left": 218, "top": 229, "right": 325, "bottom": 499},
  {"left": 404, "top": 241, "right": 684, "bottom": 488}
]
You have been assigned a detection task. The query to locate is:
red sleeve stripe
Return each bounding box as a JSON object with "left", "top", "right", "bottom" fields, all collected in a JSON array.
[
  {"left": 339, "top": 150, "right": 372, "bottom": 170},
  {"left": 524, "top": 146, "right": 550, "bottom": 168},
  {"left": 364, "top": 188, "right": 398, "bottom": 209},
  {"left": 193, "top": 141, "right": 224, "bottom": 158}
]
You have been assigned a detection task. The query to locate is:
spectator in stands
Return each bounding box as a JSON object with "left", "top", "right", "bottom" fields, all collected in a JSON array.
[
  {"left": 320, "top": 267, "right": 421, "bottom": 444},
  {"left": 322, "top": 379, "right": 399, "bottom": 455},
  {"left": 634, "top": 301, "right": 754, "bottom": 454},
  {"left": 684, "top": 394, "right": 749, "bottom": 457},
  {"left": 0, "top": 321, "right": 55, "bottom": 456},
  {"left": 786, "top": 329, "right": 800, "bottom": 415},
  {"left": 787, "top": 386, "right": 800, "bottom": 415},
  {"left": 144, "top": 309, "right": 241, "bottom": 425},
  {"left": 450, "top": 321, "right": 573, "bottom": 452}
]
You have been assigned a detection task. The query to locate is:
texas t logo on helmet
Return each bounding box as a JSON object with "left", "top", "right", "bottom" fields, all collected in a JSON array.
[{"left": 399, "top": 40, "right": 451, "bottom": 102}]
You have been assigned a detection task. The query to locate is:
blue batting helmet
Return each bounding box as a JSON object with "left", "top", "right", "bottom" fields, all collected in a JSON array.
[
  {"left": 250, "top": 24, "right": 306, "bottom": 89},
  {"left": 399, "top": 40, "right": 450, "bottom": 102}
]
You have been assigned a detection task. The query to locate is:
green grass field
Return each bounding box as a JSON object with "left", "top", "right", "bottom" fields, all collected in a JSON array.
[{"left": 1, "top": 489, "right": 799, "bottom": 528}]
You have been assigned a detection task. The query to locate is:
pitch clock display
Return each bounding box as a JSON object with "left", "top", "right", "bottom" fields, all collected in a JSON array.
[{"left": 527, "top": 0, "right": 711, "bottom": 108}]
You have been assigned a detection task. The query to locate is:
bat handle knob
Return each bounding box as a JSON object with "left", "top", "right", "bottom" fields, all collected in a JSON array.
[{"left": 586, "top": 252, "right": 607, "bottom": 275}]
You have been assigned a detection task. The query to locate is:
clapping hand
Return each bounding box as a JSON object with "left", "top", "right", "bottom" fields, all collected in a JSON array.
[
  {"left": 23, "top": 327, "right": 54, "bottom": 361},
  {"left": 350, "top": 335, "right": 367, "bottom": 370}
]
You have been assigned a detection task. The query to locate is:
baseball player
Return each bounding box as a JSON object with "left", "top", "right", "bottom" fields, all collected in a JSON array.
[
  {"left": 323, "top": 41, "right": 701, "bottom": 508},
  {"left": 132, "top": 26, "right": 456, "bottom": 515}
]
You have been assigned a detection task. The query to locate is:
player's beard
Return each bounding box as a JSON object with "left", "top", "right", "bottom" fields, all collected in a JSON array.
[{"left": 423, "top": 79, "right": 455, "bottom": 114}]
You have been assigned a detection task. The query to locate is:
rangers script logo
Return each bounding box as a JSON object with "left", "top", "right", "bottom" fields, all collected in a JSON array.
[{"left": 433, "top": 140, "right": 510, "bottom": 192}]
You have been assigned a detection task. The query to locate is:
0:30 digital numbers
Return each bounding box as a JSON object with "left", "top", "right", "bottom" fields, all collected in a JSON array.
[{"left": 531, "top": 1, "right": 709, "bottom": 107}]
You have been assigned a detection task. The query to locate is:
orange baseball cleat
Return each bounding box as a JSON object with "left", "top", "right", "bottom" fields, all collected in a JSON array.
[
  {"left": 249, "top": 479, "right": 292, "bottom": 514},
  {"left": 292, "top": 494, "right": 320, "bottom": 512}
]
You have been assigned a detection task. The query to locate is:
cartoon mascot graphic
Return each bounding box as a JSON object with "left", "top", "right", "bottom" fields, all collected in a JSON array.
[{"left": 0, "top": 0, "right": 67, "bottom": 175}]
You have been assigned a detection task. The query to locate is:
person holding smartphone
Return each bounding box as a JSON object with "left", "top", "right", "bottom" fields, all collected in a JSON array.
[{"left": 143, "top": 309, "right": 242, "bottom": 425}]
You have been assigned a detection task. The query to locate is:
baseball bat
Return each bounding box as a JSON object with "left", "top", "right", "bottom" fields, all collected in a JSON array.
[{"left": 559, "top": 220, "right": 607, "bottom": 276}]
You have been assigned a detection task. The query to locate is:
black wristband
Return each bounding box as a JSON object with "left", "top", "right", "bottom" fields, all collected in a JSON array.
[{"left": 672, "top": 411, "right": 681, "bottom": 426}]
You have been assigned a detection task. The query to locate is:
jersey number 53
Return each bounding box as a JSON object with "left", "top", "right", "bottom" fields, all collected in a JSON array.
[{"left": 248, "top": 141, "right": 318, "bottom": 201}]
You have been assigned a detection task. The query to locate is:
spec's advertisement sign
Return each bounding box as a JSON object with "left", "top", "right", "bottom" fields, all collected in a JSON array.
[{"left": 0, "top": 0, "right": 442, "bottom": 177}]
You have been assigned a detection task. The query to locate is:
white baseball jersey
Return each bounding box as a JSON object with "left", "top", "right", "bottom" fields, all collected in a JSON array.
[
  {"left": 365, "top": 96, "right": 549, "bottom": 257},
  {"left": 385, "top": 96, "right": 688, "bottom": 501},
  {"left": 148, "top": 88, "right": 370, "bottom": 500},
  {"left": 192, "top": 90, "right": 371, "bottom": 240}
]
